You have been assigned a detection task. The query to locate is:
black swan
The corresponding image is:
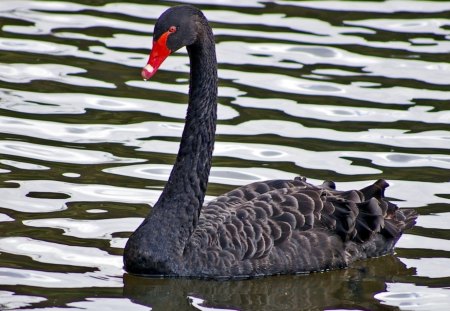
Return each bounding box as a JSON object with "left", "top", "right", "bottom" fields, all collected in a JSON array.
[{"left": 123, "top": 5, "right": 417, "bottom": 279}]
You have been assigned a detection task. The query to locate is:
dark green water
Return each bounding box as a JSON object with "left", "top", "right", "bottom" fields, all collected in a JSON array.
[{"left": 0, "top": 0, "right": 449, "bottom": 310}]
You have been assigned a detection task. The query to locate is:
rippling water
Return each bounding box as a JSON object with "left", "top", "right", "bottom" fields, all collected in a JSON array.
[{"left": 1, "top": 0, "right": 449, "bottom": 310}]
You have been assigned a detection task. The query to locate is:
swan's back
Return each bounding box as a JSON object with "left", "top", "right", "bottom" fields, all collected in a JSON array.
[{"left": 183, "top": 177, "right": 417, "bottom": 278}]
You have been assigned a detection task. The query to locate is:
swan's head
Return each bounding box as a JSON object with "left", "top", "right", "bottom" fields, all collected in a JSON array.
[{"left": 142, "top": 5, "right": 203, "bottom": 80}]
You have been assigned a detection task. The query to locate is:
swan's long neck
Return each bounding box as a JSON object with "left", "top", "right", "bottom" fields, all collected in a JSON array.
[{"left": 142, "top": 25, "right": 217, "bottom": 260}]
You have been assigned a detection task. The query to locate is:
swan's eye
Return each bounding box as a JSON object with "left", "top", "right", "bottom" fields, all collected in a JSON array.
[{"left": 168, "top": 26, "right": 177, "bottom": 33}]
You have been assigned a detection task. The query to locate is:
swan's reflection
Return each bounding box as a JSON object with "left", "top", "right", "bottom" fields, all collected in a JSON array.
[{"left": 123, "top": 255, "right": 415, "bottom": 311}]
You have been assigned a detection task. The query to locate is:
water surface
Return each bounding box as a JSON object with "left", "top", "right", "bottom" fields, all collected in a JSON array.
[{"left": 0, "top": 0, "right": 450, "bottom": 310}]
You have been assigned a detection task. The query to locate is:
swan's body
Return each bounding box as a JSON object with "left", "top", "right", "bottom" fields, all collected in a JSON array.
[{"left": 123, "top": 5, "right": 417, "bottom": 279}]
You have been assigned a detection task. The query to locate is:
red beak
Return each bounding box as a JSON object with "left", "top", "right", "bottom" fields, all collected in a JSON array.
[{"left": 141, "top": 31, "right": 172, "bottom": 80}]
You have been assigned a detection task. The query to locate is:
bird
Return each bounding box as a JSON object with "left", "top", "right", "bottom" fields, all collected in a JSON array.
[{"left": 123, "top": 5, "right": 417, "bottom": 279}]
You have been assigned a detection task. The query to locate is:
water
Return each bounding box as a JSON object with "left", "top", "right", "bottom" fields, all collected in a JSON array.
[{"left": 0, "top": 0, "right": 449, "bottom": 310}]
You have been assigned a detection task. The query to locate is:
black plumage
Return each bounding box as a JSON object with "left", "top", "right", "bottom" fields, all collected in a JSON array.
[{"left": 123, "top": 5, "right": 417, "bottom": 279}]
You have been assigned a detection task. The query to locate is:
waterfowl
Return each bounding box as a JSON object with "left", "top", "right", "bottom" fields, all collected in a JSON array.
[{"left": 123, "top": 5, "right": 417, "bottom": 279}]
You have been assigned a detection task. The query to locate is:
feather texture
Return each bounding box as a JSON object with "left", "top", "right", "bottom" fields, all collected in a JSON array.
[
  {"left": 180, "top": 177, "right": 417, "bottom": 278},
  {"left": 123, "top": 5, "right": 418, "bottom": 279}
]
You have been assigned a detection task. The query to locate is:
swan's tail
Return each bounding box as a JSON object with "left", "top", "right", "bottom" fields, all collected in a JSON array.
[
  {"left": 382, "top": 208, "right": 418, "bottom": 241},
  {"left": 357, "top": 179, "right": 418, "bottom": 257},
  {"left": 359, "top": 179, "right": 418, "bottom": 233}
]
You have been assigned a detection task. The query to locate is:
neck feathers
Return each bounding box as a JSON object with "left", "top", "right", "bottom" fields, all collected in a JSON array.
[{"left": 146, "top": 23, "right": 217, "bottom": 257}]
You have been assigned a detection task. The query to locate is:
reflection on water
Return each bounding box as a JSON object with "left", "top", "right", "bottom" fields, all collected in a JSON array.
[
  {"left": 376, "top": 283, "right": 450, "bottom": 311},
  {"left": 124, "top": 256, "right": 414, "bottom": 311},
  {"left": 0, "top": 0, "right": 450, "bottom": 310}
]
